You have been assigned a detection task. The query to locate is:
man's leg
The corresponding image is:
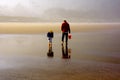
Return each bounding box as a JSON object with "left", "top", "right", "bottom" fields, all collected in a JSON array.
[
  {"left": 62, "top": 32, "right": 65, "bottom": 43},
  {"left": 65, "top": 33, "right": 68, "bottom": 44}
]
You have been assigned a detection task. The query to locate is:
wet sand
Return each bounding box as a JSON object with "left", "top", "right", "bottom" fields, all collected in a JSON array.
[{"left": 0, "top": 23, "right": 120, "bottom": 80}]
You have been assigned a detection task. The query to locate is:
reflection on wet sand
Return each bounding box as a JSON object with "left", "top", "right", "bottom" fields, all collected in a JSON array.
[
  {"left": 62, "top": 44, "right": 71, "bottom": 59},
  {"left": 47, "top": 45, "right": 54, "bottom": 57}
]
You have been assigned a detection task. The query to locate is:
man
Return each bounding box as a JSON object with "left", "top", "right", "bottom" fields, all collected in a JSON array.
[{"left": 61, "top": 20, "right": 71, "bottom": 45}]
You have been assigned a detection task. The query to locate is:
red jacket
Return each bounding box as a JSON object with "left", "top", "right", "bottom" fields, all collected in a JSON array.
[{"left": 61, "top": 22, "right": 71, "bottom": 33}]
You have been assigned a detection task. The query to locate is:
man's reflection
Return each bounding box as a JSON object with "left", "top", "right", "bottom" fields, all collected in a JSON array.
[
  {"left": 62, "top": 44, "right": 71, "bottom": 59},
  {"left": 47, "top": 46, "right": 54, "bottom": 57}
]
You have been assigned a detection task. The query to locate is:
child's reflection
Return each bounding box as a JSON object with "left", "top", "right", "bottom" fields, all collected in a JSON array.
[
  {"left": 62, "top": 44, "right": 71, "bottom": 59},
  {"left": 47, "top": 46, "right": 54, "bottom": 57}
]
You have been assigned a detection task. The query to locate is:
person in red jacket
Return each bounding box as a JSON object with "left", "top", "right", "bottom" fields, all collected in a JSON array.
[{"left": 61, "top": 20, "right": 71, "bottom": 45}]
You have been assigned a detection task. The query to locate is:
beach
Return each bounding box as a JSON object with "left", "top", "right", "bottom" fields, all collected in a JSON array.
[{"left": 0, "top": 23, "right": 120, "bottom": 80}]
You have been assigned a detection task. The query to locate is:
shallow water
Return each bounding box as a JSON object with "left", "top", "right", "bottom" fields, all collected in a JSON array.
[
  {"left": 0, "top": 28, "right": 120, "bottom": 80},
  {"left": 0, "top": 29, "right": 120, "bottom": 60}
]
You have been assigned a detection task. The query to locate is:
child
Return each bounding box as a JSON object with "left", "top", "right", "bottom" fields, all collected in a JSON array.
[{"left": 47, "top": 30, "right": 54, "bottom": 47}]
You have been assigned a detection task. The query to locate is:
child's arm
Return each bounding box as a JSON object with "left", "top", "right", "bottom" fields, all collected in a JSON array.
[{"left": 47, "top": 32, "right": 50, "bottom": 37}]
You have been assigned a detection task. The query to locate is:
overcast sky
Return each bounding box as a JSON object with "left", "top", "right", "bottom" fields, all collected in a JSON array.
[{"left": 0, "top": 0, "right": 120, "bottom": 22}]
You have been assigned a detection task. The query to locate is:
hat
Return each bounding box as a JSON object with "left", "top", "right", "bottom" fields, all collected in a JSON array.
[{"left": 50, "top": 30, "right": 53, "bottom": 32}]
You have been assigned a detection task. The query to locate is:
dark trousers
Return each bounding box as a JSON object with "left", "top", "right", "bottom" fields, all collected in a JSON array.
[{"left": 62, "top": 32, "right": 68, "bottom": 43}]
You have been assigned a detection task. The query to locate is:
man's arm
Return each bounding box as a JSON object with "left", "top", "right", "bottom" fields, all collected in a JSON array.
[{"left": 68, "top": 24, "right": 71, "bottom": 33}]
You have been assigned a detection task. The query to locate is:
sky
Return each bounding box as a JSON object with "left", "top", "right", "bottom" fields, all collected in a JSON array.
[{"left": 0, "top": 0, "right": 120, "bottom": 22}]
